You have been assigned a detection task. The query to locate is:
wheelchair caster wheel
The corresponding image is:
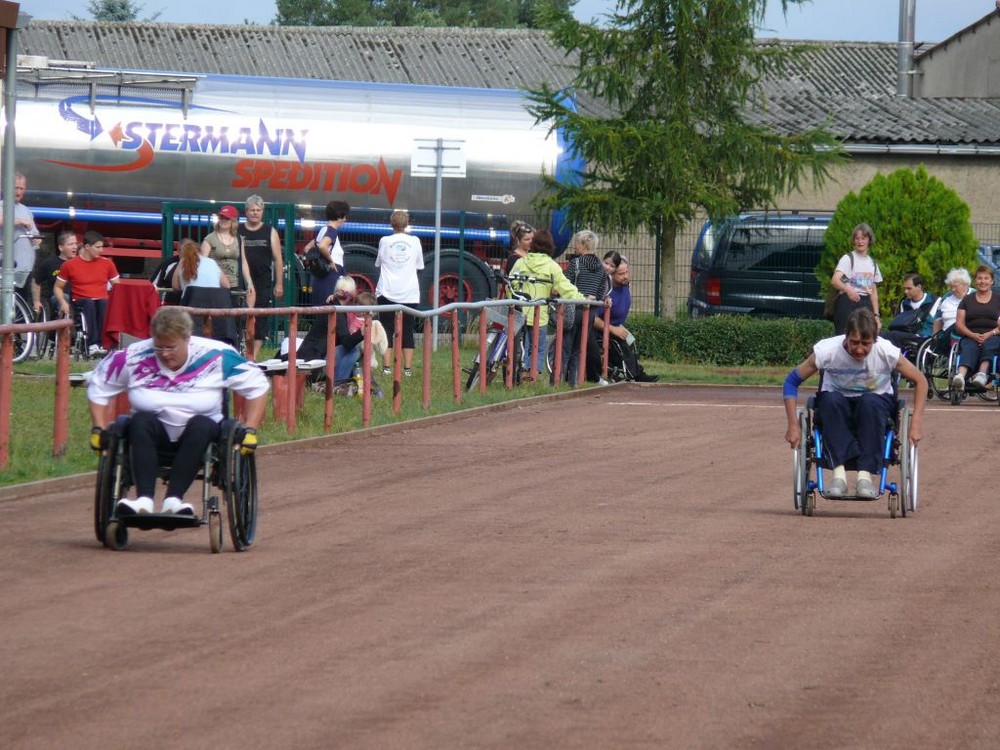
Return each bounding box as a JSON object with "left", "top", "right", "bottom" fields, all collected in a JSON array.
[
  {"left": 104, "top": 521, "right": 128, "bottom": 550},
  {"left": 209, "top": 511, "right": 223, "bottom": 554}
]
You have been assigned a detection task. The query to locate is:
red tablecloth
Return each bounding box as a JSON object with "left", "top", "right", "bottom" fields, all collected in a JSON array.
[{"left": 103, "top": 279, "right": 160, "bottom": 349}]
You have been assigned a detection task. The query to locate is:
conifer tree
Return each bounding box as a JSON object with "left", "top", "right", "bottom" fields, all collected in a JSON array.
[{"left": 528, "top": 0, "right": 844, "bottom": 316}]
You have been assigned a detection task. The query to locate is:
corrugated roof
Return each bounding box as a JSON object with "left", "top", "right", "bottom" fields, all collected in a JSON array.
[{"left": 19, "top": 21, "right": 1000, "bottom": 147}]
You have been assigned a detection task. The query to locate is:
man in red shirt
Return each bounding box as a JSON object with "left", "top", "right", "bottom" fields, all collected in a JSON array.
[{"left": 54, "top": 231, "right": 119, "bottom": 357}]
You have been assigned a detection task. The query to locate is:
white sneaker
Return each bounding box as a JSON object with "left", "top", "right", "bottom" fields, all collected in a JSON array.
[
  {"left": 951, "top": 373, "right": 965, "bottom": 391},
  {"left": 116, "top": 496, "right": 154, "bottom": 515},
  {"left": 597, "top": 378, "right": 610, "bottom": 386},
  {"left": 160, "top": 496, "right": 195, "bottom": 516},
  {"left": 88, "top": 344, "right": 107, "bottom": 357},
  {"left": 972, "top": 372, "right": 989, "bottom": 388}
]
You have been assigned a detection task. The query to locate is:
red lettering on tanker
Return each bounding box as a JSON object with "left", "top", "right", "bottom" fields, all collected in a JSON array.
[{"left": 232, "top": 158, "right": 402, "bottom": 205}]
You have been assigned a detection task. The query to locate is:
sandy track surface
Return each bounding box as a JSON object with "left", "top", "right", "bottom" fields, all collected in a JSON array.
[{"left": 3, "top": 384, "right": 999, "bottom": 749}]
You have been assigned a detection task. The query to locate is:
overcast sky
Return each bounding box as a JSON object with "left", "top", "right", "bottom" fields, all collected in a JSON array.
[{"left": 24, "top": 1, "right": 998, "bottom": 42}]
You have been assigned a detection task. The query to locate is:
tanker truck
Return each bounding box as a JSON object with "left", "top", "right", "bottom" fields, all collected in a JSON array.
[{"left": 14, "top": 66, "right": 581, "bottom": 306}]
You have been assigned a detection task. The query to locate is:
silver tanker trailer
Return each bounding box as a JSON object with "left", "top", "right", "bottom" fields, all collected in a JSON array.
[{"left": 14, "top": 70, "right": 581, "bottom": 305}]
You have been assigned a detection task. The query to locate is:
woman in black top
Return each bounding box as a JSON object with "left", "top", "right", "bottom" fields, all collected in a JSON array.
[{"left": 952, "top": 264, "right": 1000, "bottom": 391}]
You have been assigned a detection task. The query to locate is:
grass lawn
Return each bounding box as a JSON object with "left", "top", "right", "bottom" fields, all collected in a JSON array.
[{"left": 2, "top": 349, "right": 787, "bottom": 488}]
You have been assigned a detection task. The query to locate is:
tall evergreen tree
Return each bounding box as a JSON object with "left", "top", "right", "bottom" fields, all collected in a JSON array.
[
  {"left": 274, "top": 0, "right": 574, "bottom": 28},
  {"left": 82, "top": 0, "right": 161, "bottom": 22},
  {"left": 527, "top": 0, "right": 845, "bottom": 316}
]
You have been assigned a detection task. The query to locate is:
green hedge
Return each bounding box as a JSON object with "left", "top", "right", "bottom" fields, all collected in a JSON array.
[{"left": 629, "top": 314, "right": 833, "bottom": 367}]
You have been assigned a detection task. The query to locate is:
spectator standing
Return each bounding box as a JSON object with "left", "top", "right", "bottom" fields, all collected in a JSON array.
[
  {"left": 201, "top": 205, "right": 255, "bottom": 308},
  {"left": 561, "top": 229, "right": 609, "bottom": 384},
  {"left": 311, "top": 200, "right": 350, "bottom": 306},
  {"left": 0, "top": 172, "right": 43, "bottom": 296},
  {"left": 508, "top": 229, "right": 582, "bottom": 377},
  {"left": 505, "top": 220, "right": 534, "bottom": 275},
  {"left": 54, "top": 231, "right": 120, "bottom": 357},
  {"left": 830, "top": 222, "right": 883, "bottom": 335},
  {"left": 239, "top": 195, "right": 284, "bottom": 359},
  {"left": 375, "top": 209, "right": 424, "bottom": 377}
]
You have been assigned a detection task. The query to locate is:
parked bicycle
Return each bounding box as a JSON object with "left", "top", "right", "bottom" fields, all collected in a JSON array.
[{"left": 464, "top": 271, "right": 530, "bottom": 391}]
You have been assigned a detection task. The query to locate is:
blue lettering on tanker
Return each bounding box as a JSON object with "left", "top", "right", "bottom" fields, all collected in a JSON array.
[{"left": 57, "top": 95, "right": 308, "bottom": 164}]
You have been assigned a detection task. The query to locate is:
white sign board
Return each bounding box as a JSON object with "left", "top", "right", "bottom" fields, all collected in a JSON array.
[{"left": 411, "top": 138, "right": 467, "bottom": 178}]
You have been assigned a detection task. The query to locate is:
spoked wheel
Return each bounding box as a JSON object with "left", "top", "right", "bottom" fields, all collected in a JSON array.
[
  {"left": 899, "top": 408, "right": 918, "bottom": 514},
  {"left": 11, "top": 293, "right": 35, "bottom": 364},
  {"left": 209, "top": 509, "right": 224, "bottom": 554},
  {"left": 792, "top": 409, "right": 808, "bottom": 511},
  {"left": 223, "top": 426, "right": 258, "bottom": 551},
  {"left": 916, "top": 337, "right": 950, "bottom": 401}
]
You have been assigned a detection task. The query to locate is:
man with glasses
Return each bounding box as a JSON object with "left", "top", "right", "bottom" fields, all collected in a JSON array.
[
  {"left": 593, "top": 252, "right": 658, "bottom": 382},
  {"left": 54, "top": 230, "right": 120, "bottom": 358}
]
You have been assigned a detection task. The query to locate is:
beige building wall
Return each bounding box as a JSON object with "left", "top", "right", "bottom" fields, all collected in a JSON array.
[{"left": 916, "top": 12, "right": 1000, "bottom": 97}]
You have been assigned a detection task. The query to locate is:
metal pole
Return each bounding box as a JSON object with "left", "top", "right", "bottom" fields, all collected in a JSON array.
[
  {"left": 431, "top": 138, "right": 443, "bottom": 350},
  {"left": 1, "top": 21, "right": 20, "bottom": 324}
]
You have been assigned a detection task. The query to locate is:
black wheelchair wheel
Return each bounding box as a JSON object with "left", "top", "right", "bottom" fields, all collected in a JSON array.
[
  {"left": 93, "top": 425, "right": 126, "bottom": 544},
  {"left": 105, "top": 520, "right": 129, "bottom": 550},
  {"left": 222, "top": 425, "right": 258, "bottom": 551},
  {"left": 916, "top": 337, "right": 950, "bottom": 401}
]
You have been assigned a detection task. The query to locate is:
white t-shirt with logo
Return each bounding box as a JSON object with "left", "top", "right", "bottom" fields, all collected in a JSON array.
[
  {"left": 814, "top": 335, "right": 900, "bottom": 397},
  {"left": 375, "top": 232, "right": 424, "bottom": 303}
]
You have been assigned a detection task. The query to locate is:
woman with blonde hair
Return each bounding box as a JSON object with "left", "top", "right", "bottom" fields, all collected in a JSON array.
[{"left": 200, "top": 204, "right": 255, "bottom": 308}]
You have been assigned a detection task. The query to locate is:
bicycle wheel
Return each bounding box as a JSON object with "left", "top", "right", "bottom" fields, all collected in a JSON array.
[
  {"left": 10, "top": 293, "right": 35, "bottom": 364},
  {"left": 32, "top": 302, "right": 50, "bottom": 359}
]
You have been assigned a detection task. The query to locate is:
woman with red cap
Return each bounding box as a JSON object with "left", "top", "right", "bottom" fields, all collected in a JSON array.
[{"left": 200, "top": 204, "right": 255, "bottom": 308}]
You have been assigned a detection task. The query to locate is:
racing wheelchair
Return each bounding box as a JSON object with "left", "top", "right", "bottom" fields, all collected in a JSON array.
[
  {"left": 792, "top": 392, "right": 918, "bottom": 518},
  {"left": 916, "top": 328, "right": 999, "bottom": 405},
  {"left": 93, "top": 415, "right": 258, "bottom": 553}
]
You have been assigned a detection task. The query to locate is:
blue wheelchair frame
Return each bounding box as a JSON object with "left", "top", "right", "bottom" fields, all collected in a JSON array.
[{"left": 792, "top": 392, "right": 917, "bottom": 518}]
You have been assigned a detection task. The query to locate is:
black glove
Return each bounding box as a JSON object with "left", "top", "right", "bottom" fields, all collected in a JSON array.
[{"left": 89, "top": 426, "right": 107, "bottom": 452}]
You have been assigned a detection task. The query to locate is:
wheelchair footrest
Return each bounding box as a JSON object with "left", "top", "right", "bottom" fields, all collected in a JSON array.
[
  {"left": 117, "top": 514, "right": 203, "bottom": 531},
  {"left": 820, "top": 493, "right": 882, "bottom": 502}
]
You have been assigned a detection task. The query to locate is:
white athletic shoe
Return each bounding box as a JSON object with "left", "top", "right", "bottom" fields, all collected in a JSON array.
[
  {"left": 160, "top": 497, "right": 195, "bottom": 516},
  {"left": 116, "top": 496, "right": 154, "bottom": 515},
  {"left": 951, "top": 373, "right": 965, "bottom": 391},
  {"left": 972, "top": 371, "right": 989, "bottom": 389}
]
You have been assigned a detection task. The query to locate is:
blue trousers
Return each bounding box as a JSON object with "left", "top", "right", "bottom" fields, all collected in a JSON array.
[
  {"left": 815, "top": 391, "right": 895, "bottom": 474},
  {"left": 958, "top": 336, "right": 1000, "bottom": 373},
  {"left": 129, "top": 411, "right": 220, "bottom": 500}
]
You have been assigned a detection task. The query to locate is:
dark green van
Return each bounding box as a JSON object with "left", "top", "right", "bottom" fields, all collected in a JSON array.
[{"left": 687, "top": 212, "right": 831, "bottom": 319}]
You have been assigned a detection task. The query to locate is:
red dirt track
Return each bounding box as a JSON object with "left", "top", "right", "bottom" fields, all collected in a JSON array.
[{"left": 3, "top": 384, "right": 1000, "bottom": 749}]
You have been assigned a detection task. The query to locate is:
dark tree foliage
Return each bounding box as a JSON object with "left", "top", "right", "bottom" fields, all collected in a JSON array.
[
  {"left": 818, "top": 166, "right": 979, "bottom": 316},
  {"left": 81, "top": 0, "right": 161, "bottom": 22},
  {"left": 274, "top": 0, "right": 574, "bottom": 28},
  {"left": 527, "top": 0, "right": 846, "bottom": 316}
]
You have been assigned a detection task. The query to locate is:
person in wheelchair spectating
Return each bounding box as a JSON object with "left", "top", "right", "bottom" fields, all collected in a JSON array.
[
  {"left": 87, "top": 307, "right": 269, "bottom": 516},
  {"left": 883, "top": 273, "right": 937, "bottom": 354},
  {"left": 783, "top": 308, "right": 926, "bottom": 498},
  {"left": 949, "top": 264, "right": 1000, "bottom": 392},
  {"left": 591, "top": 253, "right": 658, "bottom": 383}
]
